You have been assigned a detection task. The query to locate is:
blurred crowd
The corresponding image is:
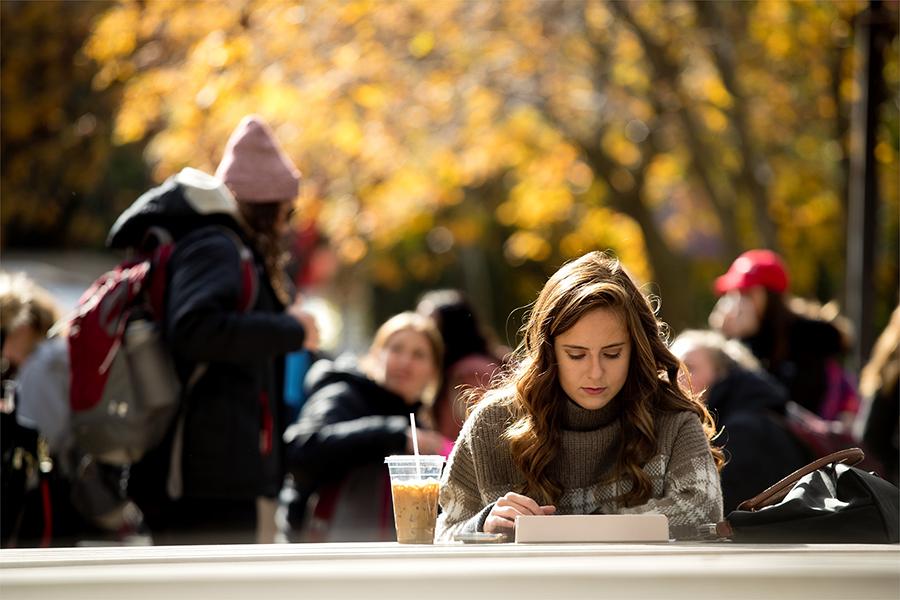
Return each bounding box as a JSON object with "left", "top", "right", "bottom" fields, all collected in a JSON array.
[{"left": 2, "top": 116, "right": 896, "bottom": 547}]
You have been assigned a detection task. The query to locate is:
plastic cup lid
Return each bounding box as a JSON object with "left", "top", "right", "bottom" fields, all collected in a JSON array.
[{"left": 384, "top": 455, "right": 445, "bottom": 463}]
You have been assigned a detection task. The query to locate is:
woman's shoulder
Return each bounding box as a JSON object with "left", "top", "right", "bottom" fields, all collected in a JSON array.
[
  {"left": 653, "top": 407, "right": 706, "bottom": 440},
  {"left": 169, "top": 224, "right": 248, "bottom": 272},
  {"left": 461, "top": 394, "right": 516, "bottom": 437},
  {"left": 788, "top": 315, "right": 845, "bottom": 355},
  {"left": 651, "top": 407, "right": 714, "bottom": 460},
  {"left": 306, "top": 356, "right": 398, "bottom": 405}
]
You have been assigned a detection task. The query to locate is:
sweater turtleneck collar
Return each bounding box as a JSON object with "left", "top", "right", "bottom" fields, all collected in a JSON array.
[{"left": 560, "top": 396, "right": 621, "bottom": 431}]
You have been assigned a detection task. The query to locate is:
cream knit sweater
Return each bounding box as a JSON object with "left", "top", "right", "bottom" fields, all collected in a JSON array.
[{"left": 436, "top": 396, "right": 723, "bottom": 540}]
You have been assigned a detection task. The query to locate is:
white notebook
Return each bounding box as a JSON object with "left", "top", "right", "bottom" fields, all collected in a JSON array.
[{"left": 514, "top": 514, "right": 669, "bottom": 543}]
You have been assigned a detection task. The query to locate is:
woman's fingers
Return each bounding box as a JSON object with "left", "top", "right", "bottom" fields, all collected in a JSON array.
[
  {"left": 484, "top": 504, "right": 524, "bottom": 533},
  {"left": 484, "top": 500, "right": 558, "bottom": 534},
  {"left": 483, "top": 515, "right": 514, "bottom": 533},
  {"left": 496, "top": 492, "right": 544, "bottom": 515}
]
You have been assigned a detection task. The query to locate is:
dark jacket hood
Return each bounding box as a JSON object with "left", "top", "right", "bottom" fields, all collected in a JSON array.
[{"left": 107, "top": 167, "right": 243, "bottom": 249}]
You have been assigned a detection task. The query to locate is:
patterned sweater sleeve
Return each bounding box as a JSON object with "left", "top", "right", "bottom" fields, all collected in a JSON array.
[
  {"left": 434, "top": 420, "right": 494, "bottom": 541},
  {"left": 617, "top": 413, "right": 723, "bottom": 534}
]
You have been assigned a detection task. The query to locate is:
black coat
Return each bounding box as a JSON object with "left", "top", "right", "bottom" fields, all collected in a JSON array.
[
  {"left": 744, "top": 316, "right": 844, "bottom": 415},
  {"left": 284, "top": 357, "right": 415, "bottom": 488},
  {"left": 283, "top": 357, "right": 422, "bottom": 541},
  {"left": 708, "top": 368, "right": 809, "bottom": 513},
  {"left": 166, "top": 225, "right": 307, "bottom": 499}
]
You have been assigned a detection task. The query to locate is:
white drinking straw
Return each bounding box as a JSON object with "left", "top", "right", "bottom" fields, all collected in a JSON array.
[{"left": 409, "top": 412, "right": 422, "bottom": 480}]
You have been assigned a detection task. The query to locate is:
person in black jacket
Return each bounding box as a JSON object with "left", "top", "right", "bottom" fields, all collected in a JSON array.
[
  {"left": 671, "top": 330, "right": 809, "bottom": 513},
  {"left": 284, "top": 312, "right": 449, "bottom": 542},
  {"left": 125, "top": 116, "right": 318, "bottom": 544}
]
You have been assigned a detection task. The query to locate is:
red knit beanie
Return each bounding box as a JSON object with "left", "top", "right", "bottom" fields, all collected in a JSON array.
[{"left": 215, "top": 115, "right": 301, "bottom": 203}]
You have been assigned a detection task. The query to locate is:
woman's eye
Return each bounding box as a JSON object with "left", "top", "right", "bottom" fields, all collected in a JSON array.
[
  {"left": 603, "top": 352, "right": 621, "bottom": 359},
  {"left": 566, "top": 353, "right": 586, "bottom": 360}
]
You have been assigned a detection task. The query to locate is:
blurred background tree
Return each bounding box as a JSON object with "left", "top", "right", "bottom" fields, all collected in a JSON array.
[
  {"left": 2, "top": 0, "right": 897, "bottom": 352},
  {"left": 1, "top": 0, "right": 151, "bottom": 248}
]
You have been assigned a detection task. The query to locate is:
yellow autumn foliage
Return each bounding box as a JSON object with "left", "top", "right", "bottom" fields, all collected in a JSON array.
[{"left": 3, "top": 0, "right": 896, "bottom": 331}]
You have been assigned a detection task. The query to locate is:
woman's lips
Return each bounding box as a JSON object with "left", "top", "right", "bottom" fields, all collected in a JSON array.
[{"left": 582, "top": 386, "right": 607, "bottom": 395}]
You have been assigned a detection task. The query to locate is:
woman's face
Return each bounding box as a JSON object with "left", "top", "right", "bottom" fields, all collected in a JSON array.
[
  {"left": 274, "top": 201, "right": 296, "bottom": 237},
  {"left": 710, "top": 289, "right": 763, "bottom": 338},
  {"left": 379, "top": 329, "right": 437, "bottom": 405},
  {"left": 554, "top": 307, "right": 631, "bottom": 411},
  {"left": 680, "top": 347, "right": 718, "bottom": 397},
  {"left": 1, "top": 324, "right": 41, "bottom": 369}
]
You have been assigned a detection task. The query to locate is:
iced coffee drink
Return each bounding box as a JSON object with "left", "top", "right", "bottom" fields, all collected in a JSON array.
[
  {"left": 384, "top": 455, "right": 444, "bottom": 544},
  {"left": 390, "top": 479, "right": 441, "bottom": 544}
]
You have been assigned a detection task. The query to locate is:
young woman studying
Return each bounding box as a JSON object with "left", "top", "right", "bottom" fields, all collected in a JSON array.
[{"left": 435, "top": 251, "right": 724, "bottom": 541}]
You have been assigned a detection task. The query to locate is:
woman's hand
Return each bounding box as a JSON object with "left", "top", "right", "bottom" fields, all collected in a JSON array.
[
  {"left": 287, "top": 298, "right": 320, "bottom": 351},
  {"left": 483, "top": 492, "right": 556, "bottom": 534}
]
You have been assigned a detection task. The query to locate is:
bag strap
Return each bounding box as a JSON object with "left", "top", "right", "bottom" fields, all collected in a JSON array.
[
  {"left": 165, "top": 365, "right": 208, "bottom": 500},
  {"left": 736, "top": 447, "right": 865, "bottom": 511}
]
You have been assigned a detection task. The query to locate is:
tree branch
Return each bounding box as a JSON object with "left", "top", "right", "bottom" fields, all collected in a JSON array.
[
  {"left": 607, "top": 0, "right": 744, "bottom": 257},
  {"left": 693, "top": 0, "right": 779, "bottom": 250}
]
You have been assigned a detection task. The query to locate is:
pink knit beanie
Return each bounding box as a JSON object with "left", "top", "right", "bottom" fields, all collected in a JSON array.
[{"left": 215, "top": 115, "right": 301, "bottom": 203}]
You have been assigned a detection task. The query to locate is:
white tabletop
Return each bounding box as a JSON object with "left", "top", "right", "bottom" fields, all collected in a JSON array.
[{"left": 2, "top": 542, "right": 898, "bottom": 599}]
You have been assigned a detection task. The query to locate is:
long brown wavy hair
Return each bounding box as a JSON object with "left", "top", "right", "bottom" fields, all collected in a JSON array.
[
  {"left": 237, "top": 201, "right": 292, "bottom": 306},
  {"left": 483, "top": 251, "right": 724, "bottom": 507}
]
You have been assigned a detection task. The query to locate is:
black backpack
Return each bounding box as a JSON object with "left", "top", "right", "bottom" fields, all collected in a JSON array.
[{"left": 706, "top": 448, "right": 899, "bottom": 543}]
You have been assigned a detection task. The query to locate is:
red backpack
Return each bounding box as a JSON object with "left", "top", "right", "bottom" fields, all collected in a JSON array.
[{"left": 67, "top": 226, "right": 257, "bottom": 465}]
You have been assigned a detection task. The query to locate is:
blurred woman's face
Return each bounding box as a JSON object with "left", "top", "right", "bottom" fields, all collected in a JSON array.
[
  {"left": 680, "top": 347, "right": 718, "bottom": 397},
  {"left": 379, "top": 329, "right": 437, "bottom": 404},
  {"left": 709, "top": 289, "right": 762, "bottom": 339},
  {"left": 275, "top": 200, "right": 296, "bottom": 237},
  {"left": 1, "top": 324, "right": 41, "bottom": 369},
  {"left": 554, "top": 307, "right": 631, "bottom": 411}
]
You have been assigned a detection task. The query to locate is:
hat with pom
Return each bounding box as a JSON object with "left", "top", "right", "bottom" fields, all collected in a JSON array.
[{"left": 215, "top": 115, "right": 301, "bottom": 203}]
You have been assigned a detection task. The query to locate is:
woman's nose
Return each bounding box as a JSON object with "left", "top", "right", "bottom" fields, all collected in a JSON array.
[
  {"left": 393, "top": 352, "right": 412, "bottom": 369},
  {"left": 589, "top": 356, "right": 604, "bottom": 380}
]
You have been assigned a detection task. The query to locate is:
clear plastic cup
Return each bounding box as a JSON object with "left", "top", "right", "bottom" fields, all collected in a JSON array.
[{"left": 384, "top": 455, "right": 444, "bottom": 544}]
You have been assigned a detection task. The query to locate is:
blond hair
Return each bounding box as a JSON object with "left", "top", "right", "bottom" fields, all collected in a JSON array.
[{"left": 0, "top": 272, "right": 61, "bottom": 336}]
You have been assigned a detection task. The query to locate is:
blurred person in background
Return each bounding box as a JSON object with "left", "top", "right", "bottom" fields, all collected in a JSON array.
[
  {"left": 0, "top": 272, "right": 91, "bottom": 546},
  {"left": 854, "top": 305, "right": 900, "bottom": 485},
  {"left": 284, "top": 312, "right": 449, "bottom": 542},
  {"left": 416, "top": 289, "right": 505, "bottom": 441},
  {"left": 670, "top": 329, "right": 809, "bottom": 512},
  {"left": 126, "top": 115, "right": 319, "bottom": 544},
  {"left": 0, "top": 273, "right": 59, "bottom": 371},
  {"left": 709, "top": 249, "right": 858, "bottom": 428}
]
